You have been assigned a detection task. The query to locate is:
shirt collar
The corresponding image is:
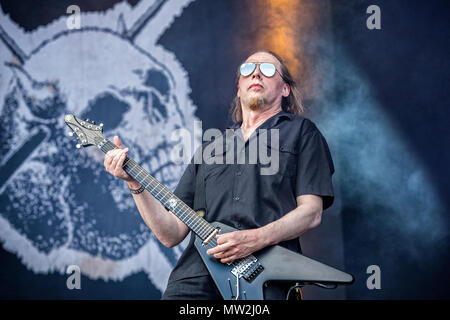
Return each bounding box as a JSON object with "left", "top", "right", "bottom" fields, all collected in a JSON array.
[{"left": 227, "top": 110, "right": 295, "bottom": 129}]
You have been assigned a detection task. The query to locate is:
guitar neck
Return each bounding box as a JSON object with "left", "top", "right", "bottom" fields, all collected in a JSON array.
[{"left": 99, "top": 139, "right": 215, "bottom": 240}]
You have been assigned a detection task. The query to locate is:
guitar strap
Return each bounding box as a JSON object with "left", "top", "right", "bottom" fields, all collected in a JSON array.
[{"left": 193, "top": 164, "right": 207, "bottom": 217}]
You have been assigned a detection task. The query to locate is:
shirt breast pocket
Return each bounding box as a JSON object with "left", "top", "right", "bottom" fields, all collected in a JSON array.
[{"left": 260, "top": 142, "right": 298, "bottom": 180}]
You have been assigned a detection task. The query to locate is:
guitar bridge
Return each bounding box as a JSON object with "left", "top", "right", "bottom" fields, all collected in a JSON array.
[{"left": 231, "top": 255, "right": 264, "bottom": 282}]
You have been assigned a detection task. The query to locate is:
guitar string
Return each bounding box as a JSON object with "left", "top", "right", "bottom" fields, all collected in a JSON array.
[
  {"left": 124, "top": 157, "right": 213, "bottom": 237},
  {"left": 101, "top": 141, "right": 211, "bottom": 236},
  {"left": 102, "top": 141, "right": 242, "bottom": 267},
  {"left": 128, "top": 159, "right": 215, "bottom": 239},
  {"left": 102, "top": 141, "right": 215, "bottom": 239},
  {"left": 126, "top": 162, "right": 242, "bottom": 267}
]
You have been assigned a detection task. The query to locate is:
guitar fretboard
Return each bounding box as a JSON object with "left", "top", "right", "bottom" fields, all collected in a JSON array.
[{"left": 99, "top": 139, "right": 215, "bottom": 240}]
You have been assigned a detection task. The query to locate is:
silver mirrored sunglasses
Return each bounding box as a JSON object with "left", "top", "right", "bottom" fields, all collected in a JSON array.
[{"left": 239, "top": 62, "right": 281, "bottom": 78}]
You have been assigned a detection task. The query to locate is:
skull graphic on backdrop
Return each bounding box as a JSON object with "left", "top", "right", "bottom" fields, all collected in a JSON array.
[{"left": 0, "top": 0, "right": 197, "bottom": 291}]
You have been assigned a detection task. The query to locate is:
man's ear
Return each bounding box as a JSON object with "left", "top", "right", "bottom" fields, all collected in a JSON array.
[
  {"left": 282, "top": 83, "right": 290, "bottom": 97},
  {"left": 237, "top": 84, "right": 240, "bottom": 98}
]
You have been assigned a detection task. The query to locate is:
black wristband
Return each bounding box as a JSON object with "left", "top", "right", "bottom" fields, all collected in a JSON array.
[{"left": 129, "top": 185, "right": 145, "bottom": 194}]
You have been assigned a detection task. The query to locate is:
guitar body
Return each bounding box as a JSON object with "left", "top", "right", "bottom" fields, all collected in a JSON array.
[{"left": 195, "top": 222, "right": 353, "bottom": 300}]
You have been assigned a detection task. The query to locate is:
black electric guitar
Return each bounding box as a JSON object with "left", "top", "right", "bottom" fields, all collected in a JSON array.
[{"left": 64, "top": 114, "right": 354, "bottom": 300}]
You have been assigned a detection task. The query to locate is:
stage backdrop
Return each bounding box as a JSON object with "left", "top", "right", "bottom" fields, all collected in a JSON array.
[{"left": 0, "top": 0, "right": 449, "bottom": 299}]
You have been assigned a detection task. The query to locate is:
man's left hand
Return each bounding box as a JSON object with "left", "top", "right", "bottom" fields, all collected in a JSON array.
[{"left": 206, "top": 229, "right": 266, "bottom": 264}]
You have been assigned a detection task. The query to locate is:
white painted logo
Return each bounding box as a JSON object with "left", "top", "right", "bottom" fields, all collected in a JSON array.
[{"left": 0, "top": 0, "right": 197, "bottom": 293}]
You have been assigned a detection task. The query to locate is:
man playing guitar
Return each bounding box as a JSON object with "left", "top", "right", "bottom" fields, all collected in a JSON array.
[{"left": 103, "top": 51, "right": 335, "bottom": 299}]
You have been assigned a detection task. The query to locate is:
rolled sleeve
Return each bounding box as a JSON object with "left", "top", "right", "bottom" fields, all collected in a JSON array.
[{"left": 295, "top": 125, "right": 335, "bottom": 210}]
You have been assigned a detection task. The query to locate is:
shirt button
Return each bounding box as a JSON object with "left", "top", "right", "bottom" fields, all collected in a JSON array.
[
  {"left": 234, "top": 196, "right": 240, "bottom": 201},
  {"left": 236, "top": 171, "right": 242, "bottom": 176}
]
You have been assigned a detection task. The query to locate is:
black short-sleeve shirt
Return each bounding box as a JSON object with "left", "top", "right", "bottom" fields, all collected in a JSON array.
[{"left": 167, "top": 111, "right": 335, "bottom": 282}]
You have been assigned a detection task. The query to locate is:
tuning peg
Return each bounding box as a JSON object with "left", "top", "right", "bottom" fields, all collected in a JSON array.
[
  {"left": 85, "top": 118, "right": 90, "bottom": 122},
  {"left": 76, "top": 144, "right": 81, "bottom": 149},
  {"left": 99, "top": 123, "right": 104, "bottom": 127},
  {"left": 91, "top": 120, "right": 96, "bottom": 125},
  {"left": 68, "top": 131, "right": 74, "bottom": 137}
]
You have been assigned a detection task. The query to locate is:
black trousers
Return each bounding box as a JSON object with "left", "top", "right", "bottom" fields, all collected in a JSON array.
[{"left": 161, "top": 275, "right": 301, "bottom": 300}]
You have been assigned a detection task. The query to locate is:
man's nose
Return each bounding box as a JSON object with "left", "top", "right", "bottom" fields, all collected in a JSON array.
[{"left": 251, "top": 65, "right": 262, "bottom": 79}]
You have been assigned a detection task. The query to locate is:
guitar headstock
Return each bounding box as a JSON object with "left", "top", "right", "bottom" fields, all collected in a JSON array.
[{"left": 64, "top": 114, "right": 105, "bottom": 149}]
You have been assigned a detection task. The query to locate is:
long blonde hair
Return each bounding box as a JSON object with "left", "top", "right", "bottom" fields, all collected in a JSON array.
[{"left": 230, "top": 50, "right": 304, "bottom": 123}]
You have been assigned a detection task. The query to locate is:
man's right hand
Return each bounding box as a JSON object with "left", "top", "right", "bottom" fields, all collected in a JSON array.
[
  {"left": 104, "top": 137, "right": 189, "bottom": 247},
  {"left": 104, "top": 136, "right": 139, "bottom": 187}
]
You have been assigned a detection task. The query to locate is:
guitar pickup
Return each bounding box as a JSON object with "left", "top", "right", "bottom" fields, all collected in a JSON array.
[{"left": 202, "top": 228, "right": 219, "bottom": 246}]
